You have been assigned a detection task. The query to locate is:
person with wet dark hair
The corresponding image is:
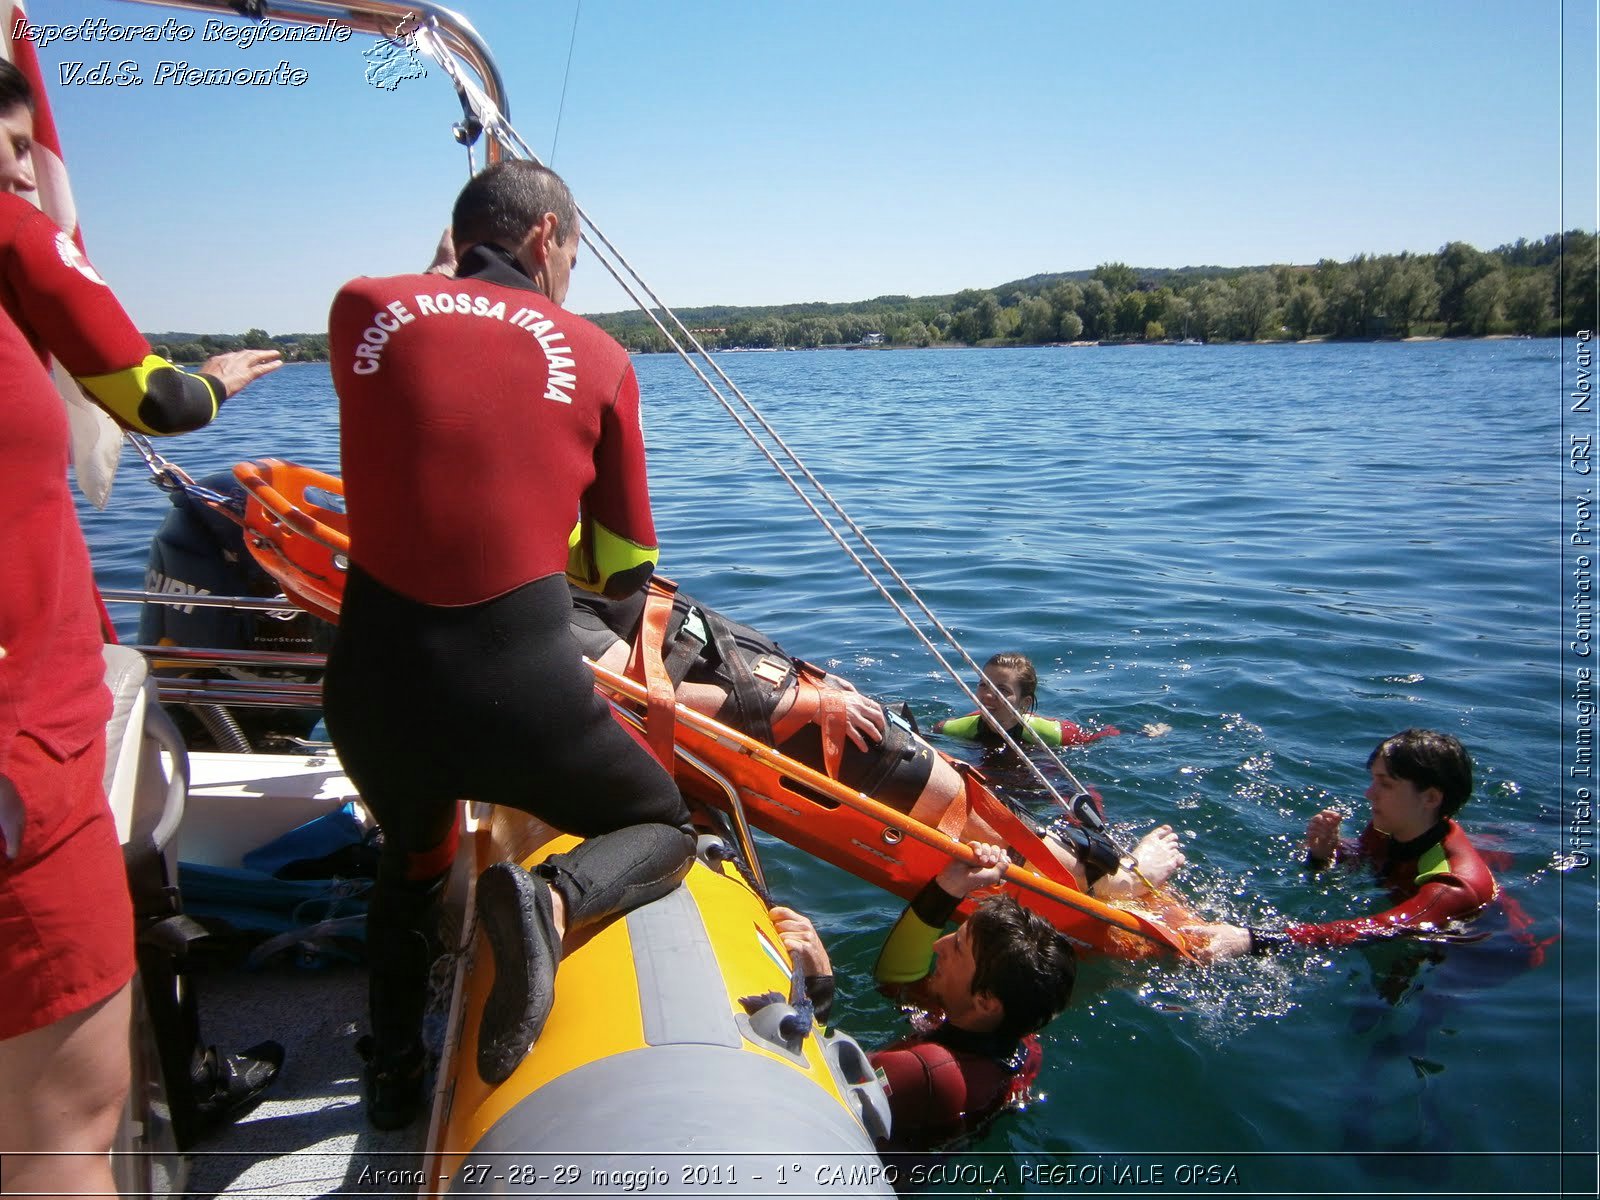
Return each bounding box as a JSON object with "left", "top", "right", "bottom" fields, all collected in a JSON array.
[
  {"left": 774, "top": 842, "right": 1077, "bottom": 1149},
  {"left": 1191, "top": 729, "right": 1498, "bottom": 961},
  {"left": 933, "top": 652, "right": 1119, "bottom": 749},
  {"left": 1357, "top": 727, "right": 1473, "bottom": 818}
]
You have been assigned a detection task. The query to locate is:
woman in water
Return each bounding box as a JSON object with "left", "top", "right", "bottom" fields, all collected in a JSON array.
[{"left": 934, "top": 652, "right": 1120, "bottom": 750}]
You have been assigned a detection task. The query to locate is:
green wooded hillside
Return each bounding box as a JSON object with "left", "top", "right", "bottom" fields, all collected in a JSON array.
[
  {"left": 594, "top": 231, "right": 1595, "bottom": 352},
  {"left": 149, "top": 231, "right": 1597, "bottom": 359}
]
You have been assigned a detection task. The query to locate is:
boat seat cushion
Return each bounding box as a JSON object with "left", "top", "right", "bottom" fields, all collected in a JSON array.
[
  {"left": 103, "top": 645, "right": 150, "bottom": 843},
  {"left": 102, "top": 645, "right": 188, "bottom": 857}
]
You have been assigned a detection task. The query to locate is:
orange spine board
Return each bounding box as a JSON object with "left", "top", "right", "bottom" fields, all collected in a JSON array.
[{"left": 225, "top": 459, "right": 1195, "bottom": 960}]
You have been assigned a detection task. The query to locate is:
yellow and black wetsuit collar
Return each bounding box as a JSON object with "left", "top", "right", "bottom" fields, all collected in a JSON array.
[
  {"left": 1383, "top": 820, "right": 1450, "bottom": 862},
  {"left": 454, "top": 242, "right": 539, "bottom": 293}
]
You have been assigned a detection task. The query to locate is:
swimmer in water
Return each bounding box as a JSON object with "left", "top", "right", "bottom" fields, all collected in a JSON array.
[{"left": 932, "top": 653, "right": 1120, "bottom": 749}]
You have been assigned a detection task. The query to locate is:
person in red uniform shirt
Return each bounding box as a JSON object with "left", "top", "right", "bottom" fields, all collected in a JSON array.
[
  {"left": 323, "top": 160, "right": 693, "bottom": 1129},
  {"left": 1190, "top": 729, "right": 1498, "bottom": 961},
  {"left": 773, "top": 842, "right": 1077, "bottom": 1150},
  {"left": 0, "top": 64, "right": 278, "bottom": 435},
  {"left": 0, "top": 60, "right": 276, "bottom": 1199}
]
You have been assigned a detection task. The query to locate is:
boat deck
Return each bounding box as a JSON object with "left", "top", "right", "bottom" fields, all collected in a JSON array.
[
  {"left": 188, "top": 965, "right": 423, "bottom": 1199},
  {"left": 155, "top": 749, "right": 428, "bottom": 1198}
]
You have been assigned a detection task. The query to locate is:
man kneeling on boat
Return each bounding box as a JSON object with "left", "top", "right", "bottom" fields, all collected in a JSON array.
[
  {"left": 773, "top": 841, "right": 1076, "bottom": 1150},
  {"left": 324, "top": 161, "right": 695, "bottom": 1129},
  {"left": 571, "top": 583, "right": 1185, "bottom": 900}
]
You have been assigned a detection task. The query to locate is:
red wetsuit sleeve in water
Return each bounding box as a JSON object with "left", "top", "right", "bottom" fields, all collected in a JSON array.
[{"left": 1259, "top": 820, "right": 1498, "bottom": 950}]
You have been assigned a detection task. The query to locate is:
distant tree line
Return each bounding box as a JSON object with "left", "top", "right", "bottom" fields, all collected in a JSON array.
[
  {"left": 149, "top": 229, "right": 1597, "bottom": 359},
  {"left": 594, "top": 230, "right": 1597, "bottom": 351},
  {"left": 147, "top": 328, "right": 328, "bottom": 364}
]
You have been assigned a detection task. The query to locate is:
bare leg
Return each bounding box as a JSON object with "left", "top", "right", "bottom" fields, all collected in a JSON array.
[
  {"left": 590, "top": 640, "right": 630, "bottom": 675},
  {"left": 905, "top": 757, "right": 964, "bottom": 829},
  {"left": 0, "top": 982, "right": 132, "bottom": 1200},
  {"left": 589, "top": 639, "right": 738, "bottom": 721}
]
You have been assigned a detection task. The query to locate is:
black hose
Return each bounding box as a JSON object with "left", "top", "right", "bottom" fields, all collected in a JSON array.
[{"left": 192, "top": 704, "right": 253, "bottom": 754}]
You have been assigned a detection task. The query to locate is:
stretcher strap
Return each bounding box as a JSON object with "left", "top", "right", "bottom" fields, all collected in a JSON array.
[
  {"left": 770, "top": 670, "right": 849, "bottom": 781},
  {"left": 660, "top": 605, "right": 706, "bottom": 686},
  {"left": 701, "top": 609, "right": 777, "bottom": 747},
  {"left": 629, "top": 579, "right": 680, "bottom": 774}
]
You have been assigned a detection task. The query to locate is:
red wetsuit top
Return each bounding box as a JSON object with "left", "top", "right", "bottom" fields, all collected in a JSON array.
[
  {"left": 0, "top": 302, "right": 109, "bottom": 772},
  {"left": 870, "top": 1025, "right": 1042, "bottom": 1150},
  {"left": 0, "top": 192, "right": 224, "bottom": 435},
  {"left": 1253, "top": 819, "right": 1498, "bottom": 952},
  {"left": 328, "top": 243, "right": 657, "bottom": 605}
]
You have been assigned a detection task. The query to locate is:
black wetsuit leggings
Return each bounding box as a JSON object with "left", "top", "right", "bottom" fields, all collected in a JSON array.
[{"left": 325, "top": 568, "right": 693, "bottom": 1053}]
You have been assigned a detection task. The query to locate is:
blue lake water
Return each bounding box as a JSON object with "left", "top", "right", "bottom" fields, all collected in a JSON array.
[{"left": 78, "top": 339, "right": 1593, "bottom": 1196}]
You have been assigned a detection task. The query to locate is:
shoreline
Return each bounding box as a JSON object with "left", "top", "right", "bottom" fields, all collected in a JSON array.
[
  {"left": 682, "top": 333, "right": 1552, "bottom": 354},
  {"left": 208, "top": 333, "right": 1552, "bottom": 367}
]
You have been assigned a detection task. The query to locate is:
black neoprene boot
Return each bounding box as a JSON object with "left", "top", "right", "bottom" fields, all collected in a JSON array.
[
  {"left": 357, "top": 1035, "right": 426, "bottom": 1130},
  {"left": 475, "top": 862, "right": 560, "bottom": 1085},
  {"left": 179, "top": 1040, "right": 285, "bottom": 1143},
  {"left": 473, "top": 827, "right": 694, "bottom": 1085}
]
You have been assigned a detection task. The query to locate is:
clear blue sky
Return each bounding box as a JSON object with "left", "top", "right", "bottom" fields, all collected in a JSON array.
[{"left": 19, "top": 0, "right": 1599, "bottom": 333}]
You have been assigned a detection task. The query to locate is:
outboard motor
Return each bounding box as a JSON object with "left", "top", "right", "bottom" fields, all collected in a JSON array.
[{"left": 139, "top": 471, "right": 334, "bottom": 750}]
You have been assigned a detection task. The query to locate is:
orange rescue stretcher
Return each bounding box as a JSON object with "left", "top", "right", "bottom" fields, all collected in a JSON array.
[{"left": 228, "top": 458, "right": 1198, "bottom": 959}]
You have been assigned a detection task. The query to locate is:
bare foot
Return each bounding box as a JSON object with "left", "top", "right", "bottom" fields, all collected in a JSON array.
[
  {"left": 1130, "top": 824, "right": 1185, "bottom": 885},
  {"left": 1092, "top": 824, "right": 1185, "bottom": 899},
  {"left": 1187, "top": 922, "right": 1252, "bottom": 963}
]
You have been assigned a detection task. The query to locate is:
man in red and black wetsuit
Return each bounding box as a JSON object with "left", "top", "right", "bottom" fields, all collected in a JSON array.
[
  {"left": 324, "top": 160, "right": 693, "bottom": 1128},
  {"left": 1192, "top": 729, "right": 1498, "bottom": 960},
  {"left": 774, "top": 842, "right": 1077, "bottom": 1150}
]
